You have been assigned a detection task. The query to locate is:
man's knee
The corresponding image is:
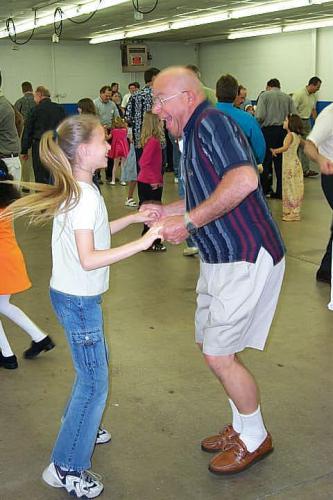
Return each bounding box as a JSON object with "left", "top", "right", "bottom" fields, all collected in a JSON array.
[{"left": 203, "top": 353, "right": 236, "bottom": 374}]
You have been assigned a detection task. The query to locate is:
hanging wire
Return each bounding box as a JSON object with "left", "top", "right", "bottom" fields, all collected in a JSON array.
[
  {"left": 5, "top": 10, "right": 36, "bottom": 45},
  {"left": 132, "top": 0, "right": 159, "bottom": 15},
  {"left": 53, "top": 7, "right": 63, "bottom": 38},
  {"left": 67, "top": 0, "right": 103, "bottom": 24}
]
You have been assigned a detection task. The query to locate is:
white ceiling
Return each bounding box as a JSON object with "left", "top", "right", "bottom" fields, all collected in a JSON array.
[{"left": 1, "top": 0, "right": 333, "bottom": 43}]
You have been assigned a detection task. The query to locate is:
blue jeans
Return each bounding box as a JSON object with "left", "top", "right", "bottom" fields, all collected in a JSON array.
[{"left": 49, "top": 288, "right": 109, "bottom": 471}]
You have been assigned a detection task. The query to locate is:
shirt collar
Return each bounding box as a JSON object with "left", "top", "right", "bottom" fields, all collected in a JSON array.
[
  {"left": 216, "top": 102, "right": 234, "bottom": 108},
  {"left": 183, "top": 100, "right": 210, "bottom": 137}
]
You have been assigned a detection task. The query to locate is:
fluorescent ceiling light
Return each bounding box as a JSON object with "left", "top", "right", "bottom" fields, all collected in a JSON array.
[
  {"left": 171, "top": 12, "right": 229, "bottom": 30},
  {"left": 231, "top": 0, "right": 308, "bottom": 19},
  {"left": 284, "top": 17, "right": 333, "bottom": 30},
  {"left": 228, "top": 27, "right": 282, "bottom": 39},
  {"left": 90, "top": 23, "right": 169, "bottom": 44},
  {"left": 0, "top": 0, "right": 129, "bottom": 39},
  {"left": 90, "top": 31, "right": 125, "bottom": 43},
  {"left": 126, "top": 23, "right": 169, "bottom": 38}
]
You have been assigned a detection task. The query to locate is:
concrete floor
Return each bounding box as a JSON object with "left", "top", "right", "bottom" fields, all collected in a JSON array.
[{"left": 1, "top": 173, "right": 333, "bottom": 500}]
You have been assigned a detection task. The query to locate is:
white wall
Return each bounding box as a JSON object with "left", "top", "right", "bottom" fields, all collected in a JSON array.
[
  {"left": 0, "top": 39, "right": 197, "bottom": 103},
  {"left": 198, "top": 28, "right": 333, "bottom": 102}
]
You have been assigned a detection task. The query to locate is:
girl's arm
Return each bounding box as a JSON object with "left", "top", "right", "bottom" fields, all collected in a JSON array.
[
  {"left": 271, "top": 133, "right": 293, "bottom": 156},
  {"left": 109, "top": 210, "right": 154, "bottom": 235},
  {"left": 75, "top": 226, "right": 161, "bottom": 271}
]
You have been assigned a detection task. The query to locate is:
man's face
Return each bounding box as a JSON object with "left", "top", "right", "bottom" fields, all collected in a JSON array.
[
  {"left": 100, "top": 90, "right": 112, "bottom": 103},
  {"left": 129, "top": 85, "right": 137, "bottom": 94},
  {"left": 309, "top": 82, "right": 321, "bottom": 94},
  {"left": 152, "top": 79, "right": 190, "bottom": 139},
  {"left": 234, "top": 88, "right": 247, "bottom": 107}
]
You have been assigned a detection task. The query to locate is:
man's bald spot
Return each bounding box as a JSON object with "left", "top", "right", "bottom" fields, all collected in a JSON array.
[{"left": 154, "top": 66, "right": 204, "bottom": 98}]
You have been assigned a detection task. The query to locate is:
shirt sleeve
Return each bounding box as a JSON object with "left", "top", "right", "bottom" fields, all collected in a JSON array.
[
  {"left": 69, "top": 188, "right": 99, "bottom": 230},
  {"left": 255, "top": 95, "right": 266, "bottom": 124},
  {"left": 249, "top": 119, "right": 266, "bottom": 164},
  {"left": 307, "top": 110, "right": 333, "bottom": 147},
  {"left": 200, "top": 111, "right": 257, "bottom": 178}
]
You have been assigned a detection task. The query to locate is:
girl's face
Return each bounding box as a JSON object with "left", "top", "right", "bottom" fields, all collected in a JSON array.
[
  {"left": 112, "top": 92, "right": 121, "bottom": 105},
  {"left": 84, "top": 125, "right": 110, "bottom": 172},
  {"left": 283, "top": 117, "right": 289, "bottom": 130}
]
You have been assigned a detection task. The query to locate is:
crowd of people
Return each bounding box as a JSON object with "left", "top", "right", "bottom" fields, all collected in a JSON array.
[{"left": 0, "top": 64, "right": 333, "bottom": 499}]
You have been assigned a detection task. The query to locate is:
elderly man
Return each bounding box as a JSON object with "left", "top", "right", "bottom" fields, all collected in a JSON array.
[
  {"left": 304, "top": 103, "right": 333, "bottom": 283},
  {"left": 144, "top": 67, "right": 285, "bottom": 475},
  {"left": 21, "top": 86, "right": 65, "bottom": 184},
  {"left": 293, "top": 76, "right": 322, "bottom": 178},
  {"left": 0, "top": 71, "right": 21, "bottom": 181},
  {"left": 256, "top": 78, "right": 296, "bottom": 198}
]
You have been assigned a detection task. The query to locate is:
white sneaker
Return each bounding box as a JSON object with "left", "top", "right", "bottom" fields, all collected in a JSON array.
[
  {"left": 96, "top": 427, "right": 111, "bottom": 445},
  {"left": 109, "top": 180, "right": 116, "bottom": 185},
  {"left": 120, "top": 181, "right": 127, "bottom": 186},
  {"left": 125, "top": 198, "right": 138, "bottom": 207},
  {"left": 174, "top": 177, "right": 179, "bottom": 184},
  {"left": 183, "top": 246, "right": 199, "bottom": 257},
  {"left": 43, "top": 463, "right": 104, "bottom": 498}
]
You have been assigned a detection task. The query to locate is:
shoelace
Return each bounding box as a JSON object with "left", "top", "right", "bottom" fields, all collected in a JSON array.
[{"left": 79, "top": 470, "right": 103, "bottom": 491}]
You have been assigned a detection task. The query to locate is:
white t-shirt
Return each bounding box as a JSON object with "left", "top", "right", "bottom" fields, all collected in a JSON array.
[
  {"left": 307, "top": 103, "right": 333, "bottom": 161},
  {"left": 50, "top": 182, "right": 111, "bottom": 296},
  {"left": 121, "top": 93, "right": 131, "bottom": 108}
]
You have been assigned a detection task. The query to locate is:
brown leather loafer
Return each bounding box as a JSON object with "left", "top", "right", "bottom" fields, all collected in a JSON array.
[
  {"left": 201, "top": 424, "right": 239, "bottom": 453},
  {"left": 208, "top": 433, "right": 273, "bottom": 474}
]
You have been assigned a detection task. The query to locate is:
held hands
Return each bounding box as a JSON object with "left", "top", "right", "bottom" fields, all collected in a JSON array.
[
  {"left": 21, "top": 154, "right": 29, "bottom": 161},
  {"left": 138, "top": 203, "right": 165, "bottom": 227},
  {"left": 318, "top": 155, "right": 333, "bottom": 175},
  {"left": 132, "top": 209, "right": 158, "bottom": 224},
  {"left": 270, "top": 148, "right": 277, "bottom": 157},
  {"left": 158, "top": 215, "right": 188, "bottom": 244},
  {"left": 140, "top": 225, "right": 163, "bottom": 250}
]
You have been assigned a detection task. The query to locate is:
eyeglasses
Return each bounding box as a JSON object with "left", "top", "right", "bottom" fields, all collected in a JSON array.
[{"left": 153, "top": 91, "right": 187, "bottom": 108}]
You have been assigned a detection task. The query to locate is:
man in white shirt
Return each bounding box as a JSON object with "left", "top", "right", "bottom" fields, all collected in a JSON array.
[
  {"left": 121, "top": 82, "right": 140, "bottom": 110},
  {"left": 305, "top": 103, "right": 333, "bottom": 283},
  {"left": 293, "top": 76, "right": 322, "bottom": 177},
  {"left": 93, "top": 85, "right": 119, "bottom": 127}
]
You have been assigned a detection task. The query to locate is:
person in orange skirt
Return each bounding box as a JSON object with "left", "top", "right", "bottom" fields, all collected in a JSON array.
[{"left": 0, "top": 160, "right": 55, "bottom": 369}]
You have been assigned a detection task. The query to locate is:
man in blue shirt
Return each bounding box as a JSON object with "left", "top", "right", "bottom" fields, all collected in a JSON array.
[
  {"left": 216, "top": 74, "right": 265, "bottom": 165},
  {"left": 141, "top": 67, "right": 285, "bottom": 476}
]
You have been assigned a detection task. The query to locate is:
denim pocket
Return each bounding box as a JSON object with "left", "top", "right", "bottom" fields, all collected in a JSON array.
[{"left": 70, "top": 328, "right": 106, "bottom": 369}]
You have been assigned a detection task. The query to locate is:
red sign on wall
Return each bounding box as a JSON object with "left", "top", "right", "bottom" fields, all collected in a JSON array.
[{"left": 131, "top": 56, "right": 143, "bottom": 65}]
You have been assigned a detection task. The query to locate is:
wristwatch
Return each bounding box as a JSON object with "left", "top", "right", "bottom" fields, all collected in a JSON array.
[{"left": 184, "top": 211, "right": 198, "bottom": 235}]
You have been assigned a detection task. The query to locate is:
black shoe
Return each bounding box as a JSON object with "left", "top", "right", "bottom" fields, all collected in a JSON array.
[
  {"left": 0, "top": 352, "right": 18, "bottom": 369},
  {"left": 23, "top": 335, "right": 55, "bottom": 359},
  {"left": 270, "top": 192, "right": 282, "bottom": 200},
  {"left": 316, "top": 269, "right": 331, "bottom": 284}
]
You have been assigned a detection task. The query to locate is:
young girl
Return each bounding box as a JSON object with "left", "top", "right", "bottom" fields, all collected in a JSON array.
[
  {"left": 108, "top": 117, "right": 129, "bottom": 185},
  {"left": 0, "top": 160, "right": 54, "bottom": 369},
  {"left": 271, "top": 114, "right": 304, "bottom": 221},
  {"left": 2, "top": 114, "right": 160, "bottom": 498},
  {"left": 138, "top": 111, "right": 165, "bottom": 252}
]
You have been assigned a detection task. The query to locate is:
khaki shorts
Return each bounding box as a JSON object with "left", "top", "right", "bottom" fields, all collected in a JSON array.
[{"left": 195, "top": 248, "right": 285, "bottom": 356}]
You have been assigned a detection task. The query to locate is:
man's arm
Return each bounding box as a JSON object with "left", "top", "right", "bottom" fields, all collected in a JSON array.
[
  {"left": 254, "top": 95, "right": 266, "bottom": 125},
  {"left": 160, "top": 166, "right": 258, "bottom": 244},
  {"left": 304, "top": 140, "right": 333, "bottom": 175},
  {"left": 189, "top": 165, "right": 258, "bottom": 228},
  {"left": 21, "top": 108, "right": 36, "bottom": 154}
]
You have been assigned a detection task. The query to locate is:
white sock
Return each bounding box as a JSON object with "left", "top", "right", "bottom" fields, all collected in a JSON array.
[
  {"left": 0, "top": 320, "right": 14, "bottom": 357},
  {"left": 239, "top": 406, "right": 267, "bottom": 452},
  {"left": 0, "top": 295, "right": 46, "bottom": 343},
  {"left": 228, "top": 398, "right": 242, "bottom": 433}
]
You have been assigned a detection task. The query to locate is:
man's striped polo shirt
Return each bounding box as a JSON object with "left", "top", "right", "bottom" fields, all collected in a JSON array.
[{"left": 181, "top": 100, "right": 285, "bottom": 265}]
